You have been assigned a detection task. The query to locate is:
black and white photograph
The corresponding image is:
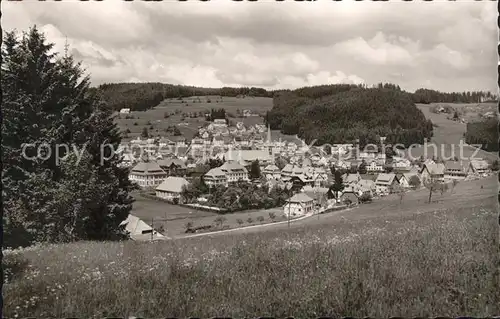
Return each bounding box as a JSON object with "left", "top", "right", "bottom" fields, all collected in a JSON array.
[{"left": 1, "top": 0, "right": 498, "bottom": 317}]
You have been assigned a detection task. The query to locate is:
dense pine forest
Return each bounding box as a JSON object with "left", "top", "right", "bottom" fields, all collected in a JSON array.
[
  {"left": 94, "top": 82, "right": 497, "bottom": 113},
  {"left": 265, "top": 84, "right": 435, "bottom": 147},
  {"left": 465, "top": 119, "right": 499, "bottom": 152}
]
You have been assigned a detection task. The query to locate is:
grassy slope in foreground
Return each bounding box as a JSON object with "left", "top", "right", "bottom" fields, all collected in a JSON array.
[{"left": 3, "top": 187, "right": 498, "bottom": 317}]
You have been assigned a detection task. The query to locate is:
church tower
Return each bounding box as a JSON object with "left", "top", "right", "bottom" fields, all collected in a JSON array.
[{"left": 266, "top": 124, "right": 272, "bottom": 155}]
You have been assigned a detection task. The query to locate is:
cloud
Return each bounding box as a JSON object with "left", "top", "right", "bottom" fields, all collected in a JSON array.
[
  {"left": 333, "top": 32, "right": 416, "bottom": 67},
  {"left": 2, "top": 0, "right": 496, "bottom": 92}
]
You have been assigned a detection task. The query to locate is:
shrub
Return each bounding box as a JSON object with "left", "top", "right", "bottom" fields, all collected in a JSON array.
[
  {"left": 268, "top": 212, "right": 276, "bottom": 221},
  {"left": 257, "top": 216, "right": 265, "bottom": 223}
]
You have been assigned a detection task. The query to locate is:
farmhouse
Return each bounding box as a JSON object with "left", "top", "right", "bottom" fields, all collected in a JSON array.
[
  {"left": 469, "top": 159, "right": 491, "bottom": 176},
  {"left": 129, "top": 160, "right": 167, "bottom": 188},
  {"left": 155, "top": 176, "right": 190, "bottom": 203},
  {"left": 119, "top": 108, "right": 130, "bottom": 114},
  {"left": 420, "top": 163, "right": 445, "bottom": 182},
  {"left": 375, "top": 173, "right": 399, "bottom": 194},
  {"left": 284, "top": 193, "right": 314, "bottom": 217},
  {"left": 301, "top": 185, "right": 329, "bottom": 207},
  {"left": 444, "top": 160, "right": 470, "bottom": 180},
  {"left": 120, "top": 214, "right": 165, "bottom": 241}
]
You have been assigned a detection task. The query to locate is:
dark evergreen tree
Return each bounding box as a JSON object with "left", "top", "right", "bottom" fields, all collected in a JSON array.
[
  {"left": 2, "top": 27, "right": 134, "bottom": 248},
  {"left": 249, "top": 160, "right": 261, "bottom": 179},
  {"left": 328, "top": 170, "right": 344, "bottom": 200}
]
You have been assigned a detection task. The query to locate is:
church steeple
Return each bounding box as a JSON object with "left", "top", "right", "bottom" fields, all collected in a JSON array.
[{"left": 267, "top": 124, "right": 272, "bottom": 144}]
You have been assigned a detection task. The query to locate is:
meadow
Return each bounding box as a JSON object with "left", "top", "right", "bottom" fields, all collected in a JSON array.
[
  {"left": 405, "top": 103, "right": 498, "bottom": 161},
  {"left": 3, "top": 176, "right": 498, "bottom": 318},
  {"left": 115, "top": 95, "right": 273, "bottom": 141},
  {"left": 131, "top": 193, "right": 288, "bottom": 238}
]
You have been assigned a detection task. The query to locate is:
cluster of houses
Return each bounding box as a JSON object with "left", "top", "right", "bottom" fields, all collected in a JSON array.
[{"left": 120, "top": 119, "right": 493, "bottom": 220}]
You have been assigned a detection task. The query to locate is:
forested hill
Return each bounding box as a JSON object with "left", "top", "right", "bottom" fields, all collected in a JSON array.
[
  {"left": 92, "top": 83, "right": 273, "bottom": 112},
  {"left": 92, "top": 82, "right": 496, "bottom": 113},
  {"left": 265, "top": 85, "right": 435, "bottom": 147}
]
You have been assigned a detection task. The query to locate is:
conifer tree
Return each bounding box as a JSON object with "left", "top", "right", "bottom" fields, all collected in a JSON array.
[{"left": 2, "top": 26, "right": 134, "bottom": 247}]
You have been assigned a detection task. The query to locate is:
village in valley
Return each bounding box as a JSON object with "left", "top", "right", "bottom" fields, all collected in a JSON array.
[
  {"left": 4, "top": 1, "right": 499, "bottom": 316},
  {"left": 117, "top": 105, "right": 495, "bottom": 240}
]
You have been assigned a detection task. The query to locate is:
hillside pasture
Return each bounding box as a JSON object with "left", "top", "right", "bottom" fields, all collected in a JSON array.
[
  {"left": 158, "top": 95, "right": 273, "bottom": 115},
  {"left": 3, "top": 175, "right": 498, "bottom": 317},
  {"left": 114, "top": 96, "right": 272, "bottom": 141},
  {"left": 414, "top": 103, "right": 497, "bottom": 161}
]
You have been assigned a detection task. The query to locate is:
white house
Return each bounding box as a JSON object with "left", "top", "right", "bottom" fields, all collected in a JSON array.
[
  {"left": 367, "top": 159, "right": 384, "bottom": 173},
  {"left": 375, "top": 173, "right": 399, "bottom": 194},
  {"left": 129, "top": 160, "right": 167, "bottom": 188},
  {"left": 119, "top": 153, "right": 136, "bottom": 168},
  {"left": 204, "top": 167, "right": 227, "bottom": 187},
  {"left": 156, "top": 176, "right": 190, "bottom": 203},
  {"left": 119, "top": 108, "right": 130, "bottom": 114},
  {"left": 212, "top": 119, "right": 228, "bottom": 128},
  {"left": 312, "top": 171, "right": 329, "bottom": 187},
  {"left": 220, "top": 161, "right": 249, "bottom": 183},
  {"left": 284, "top": 193, "right": 315, "bottom": 217}
]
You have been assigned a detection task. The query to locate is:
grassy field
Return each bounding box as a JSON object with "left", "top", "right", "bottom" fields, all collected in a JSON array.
[
  {"left": 403, "top": 103, "right": 498, "bottom": 162},
  {"left": 131, "top": 193, "right": 287, "bottom": 237},
  {"left": 3, "top": 175, "right": 498, "bottom": 317},
  {"left": 115, "top": 96, "right": 273, "bottom": 141}
]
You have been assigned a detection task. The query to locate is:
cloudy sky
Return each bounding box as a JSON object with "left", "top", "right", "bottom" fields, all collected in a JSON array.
[{"left": 3, "top": 0, "right": 497, "bottom": 92}]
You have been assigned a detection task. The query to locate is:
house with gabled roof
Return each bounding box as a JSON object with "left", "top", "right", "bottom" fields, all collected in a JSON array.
[
  {"left": 263, "top": 164, "right": 281, "bottom": 180},
  {"left": 284, "top": 193, "right": 314, "bottom": 217},
  {"left": 220, "top": 160, "right": 249, "bottom": 183},
  {"left": 375, "top": 173, "right": 399, "bottom": 194},
  {"left": 367, "top": 159, "right": 385, "bottom": 173},
  {"left": 302, "top": 185, "right": 329, "bottom": 207},
  {"left": 120, "top": 214, "right": 165, "bottom": 241},
  {"left": 204, "top": 167, "right": 227, "bottom": 187},
  {"left": 468, "top": 159, "right": 491, "bottom": 176},
  {"left": 129, "top": 159, "right": 167, "bottom": 188},
  {"left": 402, "top": 172, "right": 420, "bottom": 188},
  {"left": 339, "top": 189, "right": 359, "bottom": 206},
  {"left": 444, "top": 160, "right": 470, "bottom": 180},
  {"left": 420, "top": 162, "right": 445, "bottom": 183},
  {"left": 155, "top": 176, "right": 190, "bottom": 203},
  {"left": 158, "top": 158, "right": 187, "bottom": 176}
]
